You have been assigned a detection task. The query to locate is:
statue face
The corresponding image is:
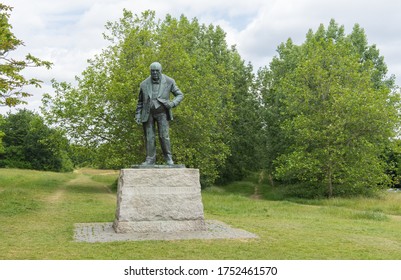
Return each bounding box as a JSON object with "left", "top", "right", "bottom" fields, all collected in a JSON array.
[
  {"left": 150, "top": 62, "right": 162, "bottom": 81},
  {"left": 151, "top": 69, "right": 160, "bottom": 81}
]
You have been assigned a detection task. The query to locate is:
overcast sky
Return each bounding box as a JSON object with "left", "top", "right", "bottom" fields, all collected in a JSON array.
[{"left": 2, "top": 0, "right": 401, "bottom": 115}]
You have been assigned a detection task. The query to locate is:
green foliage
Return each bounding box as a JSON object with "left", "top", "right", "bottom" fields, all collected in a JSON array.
[
  {"left": 68, "top": 144, "right": 97, "bottom": 168},
  {"left": 0, "top": 4, "right": 52, "bottom": 107},
  {"left": 0, "top": 130, "right": 4, "bottom": 154},
  {"left": 0, "top": 114, "right": 4, "bottom": 154},
  {"left": 384, "top": 139, "right": 401, "bottom": 187},
  {"left": 260, "top": 19, "right": 401, "bottom": 197},
  {"left": 217, "top": 55, "right": 265, "bottom": 183},
  {"left": 42, "top": 10, "right": 256, "bottom": 185},
  {"left": 0, "top": 109, "right": 73, "bottom": 172}
]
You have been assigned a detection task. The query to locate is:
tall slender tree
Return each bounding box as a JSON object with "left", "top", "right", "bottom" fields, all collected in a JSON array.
[{"left": 260, "top": 20, "right": 400, "bottom": 197}]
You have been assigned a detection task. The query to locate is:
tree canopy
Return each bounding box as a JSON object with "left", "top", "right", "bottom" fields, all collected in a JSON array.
[
  {"left": 0, "top": 4, "right": 52, "bottom": 107},
  {"left": 42, "top": 10, "right": 261, "bottom": 185},
  {"left": 0, "top": 109, "right": 73, "bottom": 172},
  {"left": 259, "top": 19, "right": 400, "bottom": 197}
]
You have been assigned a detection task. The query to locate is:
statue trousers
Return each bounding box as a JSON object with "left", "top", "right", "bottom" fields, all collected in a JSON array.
[{"left": 143, "top": 106, "right": 172, "bottom": 163}]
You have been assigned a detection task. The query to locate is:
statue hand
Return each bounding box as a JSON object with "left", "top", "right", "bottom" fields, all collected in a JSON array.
[
  {"left": 135, "top": 114, "right": 141, "bottom": 125},
  {"left": 165, "top": 101, "right": 175, "bottom": 109}
]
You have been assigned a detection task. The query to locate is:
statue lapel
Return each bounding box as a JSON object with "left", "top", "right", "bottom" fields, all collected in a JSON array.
[
  {"left": 158, "top": 74, "right": 167, "bottom": 98},
  {"left": 146, "top": 77, "right": 152, "bottom": 99}
]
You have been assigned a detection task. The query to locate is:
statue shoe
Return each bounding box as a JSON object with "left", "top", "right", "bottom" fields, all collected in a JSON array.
[{"left": 141, "top": 160, "right": 155, "bottom": 166}]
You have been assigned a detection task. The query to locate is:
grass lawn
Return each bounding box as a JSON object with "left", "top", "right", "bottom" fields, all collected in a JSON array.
[{"left": 1, "top": 168, "right": 401, "bottom": 259}]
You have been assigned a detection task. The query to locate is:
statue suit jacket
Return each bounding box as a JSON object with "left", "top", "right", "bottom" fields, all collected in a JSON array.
[{"left": 135, "top": 74, "right": 184, "bottom": 122}]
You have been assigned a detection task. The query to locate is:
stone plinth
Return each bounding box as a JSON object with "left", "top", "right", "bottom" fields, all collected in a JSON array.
[{"left": 113, "top": 168, "right": 206, "bottom": 233}]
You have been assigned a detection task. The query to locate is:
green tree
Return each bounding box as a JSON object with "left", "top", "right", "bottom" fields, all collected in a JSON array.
[
  {"left": 0, "top": 114, "right": 4, "bottom": 153},
  {"left": 0, "top": 4, "right": 52, "bottom": 107},
  {"left": 1, "top": 4, "right": 52, "bottom": 152},
  {"left": 261, "top": 19, "right": 400, "bottom": 197},
  {"left": 68, "top": 143, "right": 97, "bottom": 168},
  {"left": 0, "top": 109, "right": 73, "bottom": 172},
  {"left": 217, "top": 54, "right": 265, "bottom": 183},
  {"left": 42, "top": 10, "right": 248, "bottom": 185}
]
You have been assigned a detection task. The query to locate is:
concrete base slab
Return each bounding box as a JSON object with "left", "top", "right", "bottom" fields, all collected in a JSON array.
[{"left": 74, "top": 220, "right": 258, "bottom": 243}]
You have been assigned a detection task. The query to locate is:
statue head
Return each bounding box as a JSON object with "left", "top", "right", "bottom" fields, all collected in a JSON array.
[{"left": 150, "top": 62, "right": 162, "bottom": 82}]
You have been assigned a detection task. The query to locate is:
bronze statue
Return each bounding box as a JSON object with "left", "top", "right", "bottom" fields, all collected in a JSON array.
[{"left": 135, "top": 62, "right": 184, "bottom": 165}]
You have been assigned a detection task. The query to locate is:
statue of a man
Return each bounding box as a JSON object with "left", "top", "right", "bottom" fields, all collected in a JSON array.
[{"left": 135, "top": 62, "right": 184, "bottom": 165}]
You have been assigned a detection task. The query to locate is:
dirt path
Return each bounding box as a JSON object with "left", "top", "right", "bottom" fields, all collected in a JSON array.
[
  {"left": 43, "top": 170, "right": 116, "bottom": 204},
  {"left": 44, "top": 188, "right": 66, "bottom": 203}
]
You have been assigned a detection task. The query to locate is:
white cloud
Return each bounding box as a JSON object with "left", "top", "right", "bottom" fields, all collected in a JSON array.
[
  {"left": 232, "top": 0, "right": 401, "bottom": 72},
  {"left": 1, "top": 0, "right": 401, "bottom": 115}
]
